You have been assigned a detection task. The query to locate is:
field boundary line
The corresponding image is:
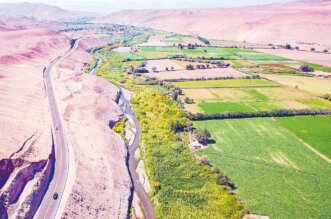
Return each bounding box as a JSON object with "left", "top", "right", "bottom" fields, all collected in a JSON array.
[
  {"left": 179, "top": 85, "right": 282, "bottom": 89},
  {"left": 272, "top": 118, "right": 331, "bottom": 164}
]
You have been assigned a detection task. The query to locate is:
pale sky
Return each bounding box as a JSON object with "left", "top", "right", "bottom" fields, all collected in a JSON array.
[{"left": 0, "top": 0, "right": 293, "bottom": 13}]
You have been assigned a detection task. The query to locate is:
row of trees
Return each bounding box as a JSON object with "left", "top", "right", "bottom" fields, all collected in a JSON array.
[
  {"left": 186, "top": 108, "right": 331, "bottom": 121},
  {"left": 197, "top": 36, "right": 210, "bottom": 45},
  {"left": 285, "top": 44, "right": 328, "bottom": 53},
  {"left": 185, "top": 63, "right": 230, "bottom": 70},
  {"left": 163, "top": 74, "right": 261, "bottom": 82}
]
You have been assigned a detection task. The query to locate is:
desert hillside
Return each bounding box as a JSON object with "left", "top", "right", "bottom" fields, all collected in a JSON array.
[
  {"left": 100, "top": 0, "right": 331, "bottom": 46},
  {"left": 0, "top": 3, "right": 96, "bottom": 21}
]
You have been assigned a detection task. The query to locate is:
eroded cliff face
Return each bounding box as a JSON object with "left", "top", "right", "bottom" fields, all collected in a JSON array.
[
  {"left": 0, "top": 133, "right": 55, "bottom": 218},
  {"left": 52, "top": 37, "right": 132, "bottom": 218}
]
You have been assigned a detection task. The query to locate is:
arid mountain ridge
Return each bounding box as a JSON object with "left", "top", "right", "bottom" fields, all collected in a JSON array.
[
  {"left": 99, "top": 0, "right": 331, "bottom": 46},
  {"left": 0, "top": 1, "right": 330, "bottom": 45}
]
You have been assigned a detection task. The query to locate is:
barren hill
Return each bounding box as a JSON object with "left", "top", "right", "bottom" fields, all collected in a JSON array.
[
  {"left": 100, "top": 0, "right": 331, "bottom": 46},
  {"left": 0, "top": 2, "right": 95, "bottom": 21}
]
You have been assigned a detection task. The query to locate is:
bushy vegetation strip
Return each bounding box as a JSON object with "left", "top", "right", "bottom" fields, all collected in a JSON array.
[
  {"left": 188, "top": 108, "right": 331, "bottom": 120},
  {"left": 96, "top": 49, "right": 244, "bottom": 218}
]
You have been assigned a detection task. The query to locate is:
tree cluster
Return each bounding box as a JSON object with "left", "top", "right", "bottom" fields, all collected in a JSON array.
[
  {"left": 193, "top": 128, "right": 211, "bottom": 143},
  {"left": 299, "top": 65, "right": 314, "bottom": 73}
]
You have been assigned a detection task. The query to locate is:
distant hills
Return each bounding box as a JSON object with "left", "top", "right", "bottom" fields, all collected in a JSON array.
[
  {"left": 1, "top": 1, "right": 331, "bottom": 46},
  {"left": 0, "top": 2, "right": 96, "bottom": 21},
  {"left": 99, "top": 0, "right": 331, "bottom": 46}
]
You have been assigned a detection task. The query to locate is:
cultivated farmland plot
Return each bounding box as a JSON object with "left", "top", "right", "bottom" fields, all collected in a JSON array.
[
  {"left": 147, "top": 68, "right": 247, "bottom": 80},
  {"left": 194, "top": 118, "right": 331, "bottom": 219},
  {"left": 181, "top": 86, "right": 331, "bottom": 114},
  {"left": 138, "top": 34, "right": 167, "bottom": 46},
  {"left": 261, "top": 74, "right": 331, "bottom": 96},
  {"left": 164, "top": 34, "right": 202, "bottom": 45},
  {"left": 257, "top": 48, "right": 331, "bottom": 67},
  {"left": 173, "top": 79, "right": 279, "bottom": 89},
  {"left": 276, "top": 115, "right": 331, "bottom": 160},
  {"left": 146, "top": 59, "right": 185, "bottom": 72}
]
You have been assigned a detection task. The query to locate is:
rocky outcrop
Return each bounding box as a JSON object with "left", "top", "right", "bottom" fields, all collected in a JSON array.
[
  {"left": 0, "top": 159, "right": 15, "bottom": 189},
  {"left": 0, "top": 132, "right": 55, "bottom": 218},
  {"left": 16, "top": 143, "right": 55, "bottom": 218}
]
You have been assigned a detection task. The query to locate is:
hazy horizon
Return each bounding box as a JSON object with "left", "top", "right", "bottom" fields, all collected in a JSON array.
[{"left": 0, "top": 0, "right": 293, "bottom": 13}]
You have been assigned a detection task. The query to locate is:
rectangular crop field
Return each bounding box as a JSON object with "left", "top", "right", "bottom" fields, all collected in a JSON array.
[
  {"left": 164, "top": 35, "right": 202, "bottom": 45},
  {"left": 181, "top": 86, "right": 331, "bottom": 114},
  {"left": 183, "top": 47, "right": 256, "bottom": 58},
  {"left": 173, "top": 79, "right": 279, "bottom": 88},
  {"left": 237, "top": 52, "right": 288, "bottom": 60},
  {"left": 194, "top": 118, "right": 331, "bottom": 219},
  {"left": 182, "top": 87, "right": 315, "bottom": 102},
  {"left": 261, "top": 74, "right": 331, "bottom": 96},
  {"left": 147, "top": 68, "right": 247, "bottom": 80},
  {"left": 257, "top": 48, "right": 331, "bottom": 67},
  {"left": 146, "top": 59, "right": 185, "bottom": 72},
  {"left": 276, "top": 115, "right": 331, "bottom": 159},
  {"left": 198, "top": 100, "right": 311, "bottom": 114},
  {"left": 140, "top": 46, "right": 180, "bottom": 52}
]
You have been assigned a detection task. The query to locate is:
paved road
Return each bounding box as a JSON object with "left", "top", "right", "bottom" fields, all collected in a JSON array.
[
  {"left": 35, "top": 38, "right": 83, "bottom": 219},
  {"left": 119, "top": 88, "right": 156, "bottom": 219}
]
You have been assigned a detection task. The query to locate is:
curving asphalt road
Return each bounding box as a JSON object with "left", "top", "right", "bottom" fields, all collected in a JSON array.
[
  {"left": 119, "top": 88, "right": 156, "bottom": 219},
  {"left": 34, "top": 38, "right": 83, "bottom": 219}
]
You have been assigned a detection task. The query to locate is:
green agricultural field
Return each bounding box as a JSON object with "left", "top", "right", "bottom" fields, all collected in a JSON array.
[
  {"left": 237, "top": 52, "right": 288, "bottom": 60},
  {"left": 261, "top": 74, "right": 331, "bottom": 96},
  {"left": 140, "top": 46, "right": 180, "bottom": 52},
  {"left": 183, "top": 87, "right": 315, "bottom": 102},
  {"left": 194, "top": 118, "right": 331, "bottom": 219},
  {"left": 276, "top": 115, "right": 331, "bottom": 159},
  {"left": 173, "top": 79, "right": 280, "bottom": 89},
  {"left": 183, "top": 47, "right": 256, "bottom": 58},
  {"left": 298, "top": 99, "right": 331, "bottom": 109},
  {"left": 182, "top": 86, "right": 331, "bottom": 114},
  {"left": 121, "top": 52, "right": 144, "bottom": 60},
  {"left": 126, "top": 46, "right": 185, "bottom": 59},
  {"left": 183, "top": 49, "right": 217, "bottom": 58},
  {"left": 198, "top": 100, "right": 308, "bottom": 114}
]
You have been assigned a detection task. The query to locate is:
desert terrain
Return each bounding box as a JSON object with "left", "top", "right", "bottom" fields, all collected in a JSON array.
[
  {"left": 0, "top": 28, "right": 69, "bottom": 218},
  {"left": 52, "top": 36, "right": 131, "bottom": 218},
  {"left": 0, "top": 27, "right": 131, "bottom": 218},
  {"left": 0, "top": 1, "right": 330, "bottom": 219},
  {"left": 100, "top": 0, "right": 331, "bottom": 49}
]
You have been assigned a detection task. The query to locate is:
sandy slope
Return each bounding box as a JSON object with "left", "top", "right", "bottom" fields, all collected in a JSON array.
[
  {"left": 100, "top": 1, "right": 331, "bottom": 47},
  {"left": 0, "top": 28, "right": 69, "bottom": 161},
  {"left": 52, "top": 37, "right": 131, "bottom": 218},
  {"left": 0, "top": 29, "right": 131, "bottom": 218},
  {"left": 0, "top": 28, "right": 69, "bottom": 217}
]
